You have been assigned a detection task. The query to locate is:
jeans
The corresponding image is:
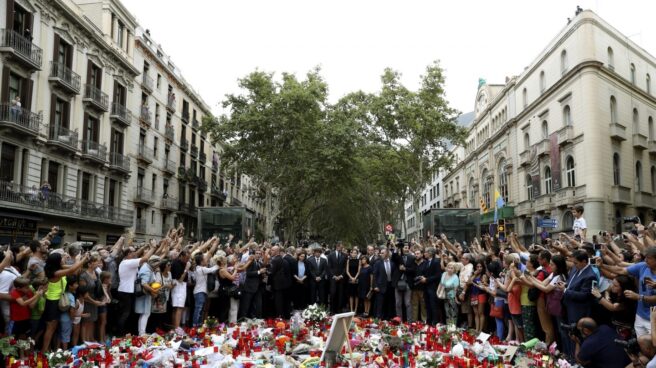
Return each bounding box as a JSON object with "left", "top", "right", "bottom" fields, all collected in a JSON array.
[
  {"left": 193, "top": 292, "right": 207, "bottom": 327},
  {"left": 395, "top": 288, "right": 412, "bottom": 321},
  {"left": 494, "top": 299, "right": 505, "bottom": 339}
]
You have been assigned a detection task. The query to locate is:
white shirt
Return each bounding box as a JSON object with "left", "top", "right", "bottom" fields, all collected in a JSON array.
[
  {"left": 459, "top": 263, "right": 473, "bottom": 288},
  {"left": 0, "top": 267, "right": 20, "bottom": 293},
  {"left": 193, "top": 265, "right": 219, "bottom": 295},
  {"left": 573, "top": 217, "right": 587, "bottom": 237},
  {"left": 117, "top": 258, "right": 141, "bottom": 293}
]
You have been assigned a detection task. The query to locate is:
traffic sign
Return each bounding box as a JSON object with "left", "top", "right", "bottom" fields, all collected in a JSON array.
[
  {"left": 385, "top": 224, "right": 393, "bottom": 233},
  {"left": 538, "top": 218, "right": 558, "bottom": 228}
]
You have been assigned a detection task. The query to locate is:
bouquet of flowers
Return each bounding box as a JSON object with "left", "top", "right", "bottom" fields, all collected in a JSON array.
[
  {"left": 301, "top": 303, "right": 328, "bottom": 322},
  {"left": 46, "top": 349, "right": 73, "bottom": 367}
]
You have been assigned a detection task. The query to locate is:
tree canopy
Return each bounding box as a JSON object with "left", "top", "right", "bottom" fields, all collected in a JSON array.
[{"left": 203, "top": 62, "right": 466, "bottom": 245}]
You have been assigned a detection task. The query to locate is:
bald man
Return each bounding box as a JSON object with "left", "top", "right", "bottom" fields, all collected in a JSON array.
[{"left": 573, "top": 317, "right": 629, "bottom": 368}]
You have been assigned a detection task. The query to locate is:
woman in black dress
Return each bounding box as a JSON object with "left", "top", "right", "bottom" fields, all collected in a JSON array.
[
  {"left": 357, "top": 255, "right": 372, "bottom": 317},
  {"left": 346, "top": 248, "right": 361, "bottom": 312},
  {"left": 293, "top": 250, "right": 310, "bottom": 310}
]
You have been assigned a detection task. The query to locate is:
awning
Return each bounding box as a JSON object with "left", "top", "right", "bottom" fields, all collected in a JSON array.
[{"left": 480, "top": 207, "right": 515, "bottom": 224}]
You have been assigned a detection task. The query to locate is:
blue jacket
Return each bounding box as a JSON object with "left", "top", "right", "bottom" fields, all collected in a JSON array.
[
  {"left": 563, "top": 264, "right": 597, "bottom": 323},
  {"left": 372, "top": 259, "right": 397, "bottom": 293}
]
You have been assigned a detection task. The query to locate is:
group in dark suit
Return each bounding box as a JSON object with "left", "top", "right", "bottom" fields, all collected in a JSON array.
[
  {"left": 308, "top": 248, "right": 328, "bottom": 305},
  {"left": 238, "top": 250, "right": 266, "bottom": 319},
  {"left": 392, "top": 245, "right": 416, "bottom": 321},
  {"left": 419, "top": 248, "right": 442, "bottom": 325},
  {"left": 269, "top": 246, "right": 292, "bottom": 318},
  {"left": 372, "top": 248, "right": 398, "bottom": 319}
]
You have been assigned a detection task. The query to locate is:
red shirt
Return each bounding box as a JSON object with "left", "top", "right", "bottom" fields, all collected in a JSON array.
[{"left": 10, "top": 289, "right": 33, "bottom": 322}]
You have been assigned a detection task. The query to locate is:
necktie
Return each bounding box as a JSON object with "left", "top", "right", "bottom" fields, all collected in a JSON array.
[
  {"left": 316, "top": 257, "right": 320, "bottom": 265},
  {"left": 385, "top": 260, "right": 391, "bottom": 281},
  {"left": 336, "top": 252, "right": 339, "bottom": 262}
]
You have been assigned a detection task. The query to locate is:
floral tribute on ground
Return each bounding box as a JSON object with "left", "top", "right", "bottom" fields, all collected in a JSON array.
[{"left": 1, "top": 308, "right": 566, "bottom": 367}]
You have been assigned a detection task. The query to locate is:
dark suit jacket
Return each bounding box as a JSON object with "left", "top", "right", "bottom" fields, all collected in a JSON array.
[
  {"left": 327, "top": 251, "right": 347, "bottom": 279},
  {"left": 292, "top": 259, "right": 311, "bottom": 284},
  {"left": 391, "top": 253, "right": 417, "bottom": 287},
  {"left": 308, "top": 255, "right": 328, "bottom": 281},
  {"left": 372, "top": 258, "right": 397, "bottom": 293},
  {"left": 269, "top": 255, "right": 292, "bottom": 291},
  {"left": 421, "top": 257, "right": 442, "bottom": 290},
  {"left": 243, "top": 259, "right": 264, "bottom": 293},
  {"left": 563, "top": 265, "right": 597, "bottom": 322}
]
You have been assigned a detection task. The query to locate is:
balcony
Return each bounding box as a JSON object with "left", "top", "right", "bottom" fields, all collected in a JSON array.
[
  {"left": 47, "top": 125, "right": 78, "bottom": 153},
  {"left": 633, "top": 133, "right": 648, "bottom": 150},
  {"left": 555, "top": 186, "right": 576, "bottom": 207},
  {"left": 199, "top": 179, "right": 208, "bottom": 192},
  {"left": 190, "top": 144, "right": 198, "bottom": 158},
  {"left": 516, "top": 200, "right": 533, "bottom": 217},
  {"left": 180, "top": 138, "right": 188, "bottom": 151},
  {"left": 557, "top": 125, "right": 575, "bottom": 145},
  {"left": 177, "top": 166, "right": 187, "bottom": 182},
  {"left": 162, "top": 159, "right": 176, "bottom": 175},
  {"left": 0, "top": 103, "right": 41, "bottom": 137},
  {"left": 80, "top": 140, "right": 107, "bottom": 164},
  {"left": 0, "top": 180, "right": 133, "bottom": 226},
  {"left": 452, "top": 192, "right": 462, "bottom": 202},
  {"left": 519, "top": 149, "right": 530, "bottom": 166},
  {"left": 165, "top": 125, "right": 174, "bottom": 141},
  {"left": 135, "top": 218, "right": 147, "bottom": 233},
  {"left": 0, "top": 29, "right": 42, "bottom": 70},
  {"left": 649, "top": 140, "right": 656, "bottom": 155},
  {"left": 635, "top": 191, "right": 656, "bottom": 209},
  {"left": 182, "top": 110, "right": 189, "bottom": 123},
  {"left": 192, "top": 118, "right": 200, "bottom": 130},
  {"left": 137, "top": 145, "right": 154, "bottom": 164},
  {"left": 161, "top": 196, "right": 178, "bottom": 211},
  {"left": 166, "top": 94, "right": 176, "bottom": 112},
  {"left": 141, "top": 74, "right": 154, "bottom": 94},
  {"left": 134, "top": 187, "right": 154, "bottom": 206},
  {"left": 199, "top": 152, "right": 207, "bottom": 164},
  {"left": 83, "top": 84, "right": 109, "bottom": 112},
  {"left": 109, "top": 152, "right": 130, "bottom": 175},
  {"left": 610, "top": 185, "right": 631, "bottom": 204},
  {"left": 211, "top": 161, "right": 218, "bottom": 173},
  {"left": 139, "top": 106, "right": 152, "bottom": 127},
  {"left": 48, "top": 61, "right": 80, "bottom": 94},
  {"left": 110, "top": 102, "right": 132, "bottom": 127},
  {"left": 211, "top": 186, "right": 227, "bottom": 202},
  {"left": 536, "top": 139, "right": 550, "bottom": 157},
  {"left": 610, "top": 122, "right": 627, "bottom": 141},
  {"left": 534, "top": 194, "right": 552, "bottom": 212}
]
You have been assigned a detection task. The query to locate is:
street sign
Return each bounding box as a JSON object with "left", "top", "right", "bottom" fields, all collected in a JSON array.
[
  {"left": 385, "top": 224, "right": 393, "bottom": 233},
  {"left": 538, "top": 218, "right": 558, "bottom": 228}
]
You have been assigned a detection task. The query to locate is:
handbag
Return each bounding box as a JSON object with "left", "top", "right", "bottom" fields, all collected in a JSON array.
[
  {"left": 436, "top": 284, "right": 447, "bottom": 299},
  {"left": 58, "top": 279, "right": 70, "bottom": 311},
  {"left": 226, "top": 285, "right": 241, "bottom": 298},
  {"left": 546, "top": 289, "right": 564, "bottom": 316},
  {"left": 134, "top": 276, "right": 144, "bottom": 297},
  {"left": 490, "top": 304, "right": 504, "bottom": 319},
  {"left": 207, "top": 273, "right": 217, "bottom": 293},
  {"left": 396, "top": 277, "right": 409, "bottom": 292}
]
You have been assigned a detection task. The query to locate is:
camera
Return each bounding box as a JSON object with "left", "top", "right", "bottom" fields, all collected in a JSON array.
[
  {"left": 613, "top": 321, "right": 640, "bottom": 355},
  {"left": 560, "top": 322, "right": 581, "bottom": 340}
]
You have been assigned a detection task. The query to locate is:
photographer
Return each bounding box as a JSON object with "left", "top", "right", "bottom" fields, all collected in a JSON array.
[{"left": 572, "top": 317, "right": 629, "bottom": 368}]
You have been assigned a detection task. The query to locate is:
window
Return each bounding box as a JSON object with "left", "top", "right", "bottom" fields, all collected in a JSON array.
[
  {"left": 631, "top": 63, "right": 636, "bottom": 84},
  {"left": 563, "top": 105, "right": 571, "bottom": 126},
  {"left": 48, "top": 161, "right": 60, "bottom": 193},
  {"left": 524, "top": 219, "right": 533, "bottom": 235},
  {"left": 648, "top": 74, "right": 652, "bottom": 94},
  {"left": 650, "top": 116, "right": 654, "bottom": 141},
  {"left": 540, "top": 71, "right": 546, "bottom": 93},
  {"left": 469, "top": 178, "right": 476, "bottom": 208},
  {"left": 116, "top": 21, "right": 125, "bottom": 47},
  {"left": 566, "top": 156, "right": 575, "bottom": 187},
  {"left": 0, "top": 143, "right": 16, "bottom": 182},
  {"left": 542, "top": 120, "right": 549, "bottom": 139},
  {"left": 636, "top": 161, "right": 643, "bottom": 192},
  {"left": 544, "top": 166, "right": 552, "bottom": 194},
  {"left": 633, "top": 108, "right": 640, "bottom": 134},
  {"left": 524, "top": 132, "right": 530, "bottom": 150},
  {"left": 522, "top": 88, "right": 527, "bottom": 108},
  {"left": 613, "top": 153, "right": 620, "bottom": 185},
  {"left": 156, "top": 74, "right": 161, "bottom": 88},
  {"left": 652, "top": 166, "right": 656, "bottom": 194},
  {"left": 561, "top": 50, "right": 568, "bottom": 74},
  {"left": 481, "top": 169, "right": 491, "bottom": 209},
  {"left": 83, "top": 114, "right": 99, "bottom": 144},
  {"left": 498, "top": 160, "right": 509, "bottom": 203},
  {"left": 610, "top": 96, "right": 617, "bottom": 124},
  {"left": 607, "top": 47, "right": 614, "bottom": 69},
  {"left": 562, "top": 211, "right": 574, "bottom": 230},
  {"left": 151, "top": 174, "right": 157, "bottom": 193}
]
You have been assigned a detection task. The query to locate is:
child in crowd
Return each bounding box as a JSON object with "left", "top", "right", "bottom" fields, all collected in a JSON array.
[
  {"left": 71, "top": 284, "right": 90, "bottom": 347},
  {"left": 30, "top": 278, "right": 47, "bottom": 341},
  {"left": 59, "top": 275, "right": 79, "bottom": 350},
  {"left": 10, "top": 277, "right": 44, "bottom": 339}
]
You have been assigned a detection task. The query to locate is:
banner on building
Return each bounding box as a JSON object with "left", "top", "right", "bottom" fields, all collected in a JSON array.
[{"left": 550, "top": 132, "right": 561, "bottom": 192}]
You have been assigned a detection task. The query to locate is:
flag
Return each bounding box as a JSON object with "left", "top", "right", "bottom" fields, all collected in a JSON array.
[{"left": 494, "top": 189, "right": 505, "bottom": 223}]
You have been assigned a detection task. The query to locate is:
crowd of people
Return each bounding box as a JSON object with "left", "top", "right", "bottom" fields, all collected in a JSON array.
[{"left": 1, "top": 204, "right": 656, "bottom": 367}]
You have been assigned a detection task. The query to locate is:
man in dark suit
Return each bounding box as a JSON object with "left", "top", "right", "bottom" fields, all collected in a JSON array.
[
  {"left": 562, "top": 250, "right": 597, "bottom": 325},
  {"left": 268, "top": 245, "right": 292, "bottom": 318},
  {"left": 418, "top": 247, "right": 442, "bottom": 325},
  {"left": 327, "top": 241, "right": 347, "bottom": 313},
  {"left": 308, "top": 247, "right": 328, "bottom": 305},
  {"left": 391, "top": 243, "right": 416, "bottom": 321},
  {"left": 282, "top": 247, "right": 297, "bottom": 314},
  {"left": 372, "top": 248, "right": 398, "bottom": 319},
  {"left": 239, "top": 248, "right": 267, "bottom": 319}
]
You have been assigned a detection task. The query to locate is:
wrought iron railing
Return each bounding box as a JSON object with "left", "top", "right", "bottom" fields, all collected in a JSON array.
[
  {"left": 0, "top": 29, "right": 42, "bottom": 67},
  {"left": 83, "top": 84, "right": 109, "bottom": 110},
  {"left": 49, "top": 61, "right": 81, "bottom": 92},
  {"left": 109, "top": 152, "right": 130, "bottom": 172},
  {"left": 48, "top": 124, "right": 78, "bottom": 150},
  {"left": 80, "top": 140, "right": 107, "bottom": 162},
  {"left": 0, "top": 103, "right": 41, "bottom": 133}
]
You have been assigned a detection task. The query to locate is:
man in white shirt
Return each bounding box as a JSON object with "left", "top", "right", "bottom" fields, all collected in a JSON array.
[
  {"left": 0, "top": 260, "right": 20, "bottom": 334},
  {"left": 458, "top": 253, "right": 474, "bottom": 328},
  {"left": 572, "top": 204, "right": 587, "bottom": 240},
  {"left": 116, "top": 243, "right": 155, "bottom": 335}
]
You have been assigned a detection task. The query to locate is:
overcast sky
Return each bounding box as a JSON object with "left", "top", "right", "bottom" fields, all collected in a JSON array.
[{"left": 122, "top": 0, "right": 656, "bottom": 116}]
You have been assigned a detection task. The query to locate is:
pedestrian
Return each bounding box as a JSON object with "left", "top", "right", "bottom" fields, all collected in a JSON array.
[
  {"left": 135, "top": 255, "right": 161, "bottom": 335},
  {"left": 327, "top": 242, "right": 347, "bottom": 314},
  {"left": 440, "top": 263, "right": 460, "bottom": 327},
  {"left": 346, "top": 248, "right": 360, "bottom": 313}
]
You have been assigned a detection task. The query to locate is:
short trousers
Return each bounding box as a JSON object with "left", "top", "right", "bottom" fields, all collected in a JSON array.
[
  {"left": 171, "top": 283, "right": 187, "bottom": 308},
  {"left": 97, "top": 306, "right": 107, "bottom": 314},
  {"left": 11, "top": 319, "right": 30, "bottom": 336},
  {"left": 59, "top": 319, "right": 72, "bottom": 343},
  {"left": 43, "top": 299, "right": 61, "bottom": 322},
  {"left": 511, "top": 313, "right": 524, "bottom": 328},
  {"left": 471, "top": 294, "right": 487, "bottom": 305}
]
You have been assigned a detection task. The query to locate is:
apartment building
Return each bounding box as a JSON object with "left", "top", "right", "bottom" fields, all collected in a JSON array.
[{"left": 442, "top": 10, "right": 656, "bottom": 244}]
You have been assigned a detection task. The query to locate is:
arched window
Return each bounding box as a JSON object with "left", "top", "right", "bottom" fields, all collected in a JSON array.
[
  {"left": 631, "top": 63, "right": 636, "bottom": 84},
  {"left": 562, "top": 211, "right": 574, "bottom": 230},
  {"left": 636, "top": 161, "right": 643, "bottom": 192},
  {"left": 566, "top": 156, "right": 576, "bottom": 187},
  {"left": 652, "top": 166, "right": 656, "bottom": 194},
  {"left": 563, "top": 105, "right": 572, "bottom": 126},
  {"left": 522, "top": 88, "right": 528, "bottom": 108},
  {"left": 542, "top": 120, "right": 549, "bottom": 139},
  {"left": 633, "top": 108, "right": 640, "bottom": 134},
  {"left": 607, "top": 47, "right": 614, "bottom": 69},
  {"left": 561, "top": 50, "right": 568, "bottom": 74},
  {"left": 524, "top": 132, "right": 530, "bottom": 150},
  {"left": 499, "top": 159, "right": 509, "bottom": 203},
  {"left": 544, "top": 166, "right": 552, "bottom": 194},
  {"left": 613, "top": 153, "right": 620, "bottom": 185},
  {"left": 610, "top": 96, "right": 617, "bottom": 124},
  {"left": 481, "top": 169, "right": 491, "bottom": 209},
  {"left": 469, "top": 177, "right": 477, "bottom": 208},
  {"left": 526, "top": 174, "right": 533, "bottom": 200},
  {"left": 540, "top": 71, "right": 546, "bottom": 93},
  {"left": 648, "top": 74, "right": 652, "bottom": 94},
  {"left": 524, "top": 219, "right": 533, "bottom": 235}
]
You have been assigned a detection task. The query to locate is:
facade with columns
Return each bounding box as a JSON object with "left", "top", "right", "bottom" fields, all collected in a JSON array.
[
  {"left": 442, "top": 10, "right": 656, "bottom": 244},
  {"left": 0, "top": 0, "right": 275, "bottom": 245}
]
